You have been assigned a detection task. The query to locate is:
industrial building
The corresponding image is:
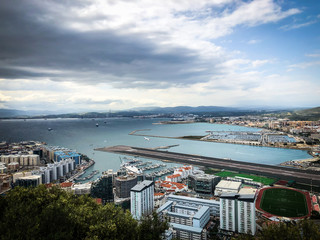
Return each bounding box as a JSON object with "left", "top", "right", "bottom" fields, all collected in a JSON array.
[
  {"left": 188, "top": 174, "right": 221, "bottom": 194},
  {"left": 220, "top": 193, "right": 256, "bottom": 235},
  {"left": 214, "top": 180, "right": 241, "bottom": 196},
  {"left": 115, "top": 174, "right": 138, "bottom": 198},
  {"left": 131, "top": 180, "right": 154, "bottom": 220},
  {"left": 91, "top": 169, "right": 114, "bottom": 203}
]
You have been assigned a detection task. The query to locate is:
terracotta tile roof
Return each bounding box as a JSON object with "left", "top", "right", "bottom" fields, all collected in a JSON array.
[
  {"left": 45, "top": 183, "right": 54, "bottom": 188},
  {"left": 60, "top": 182, "right": 73, "bottom": 188},
  {"left": 154, "top": 193, "right": 164, "bottom": 196},
  {"left": 167, "top": 174, "right": 181, "bottom": 178}
]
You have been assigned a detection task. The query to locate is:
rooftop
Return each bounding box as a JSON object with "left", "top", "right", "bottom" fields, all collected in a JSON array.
[
  {"left": 157, "top": 200, "right": 173, "bottom": 213},
  {"left": 60, "top": 182, "right": 73, "bottom": 188},
  {"left": 239, "top": 187, "right": 257, "bottom": 195},
  {"left": 193, "top": 206, "right": 210, "bottom": 220},
  {"left": 154, "top": 192, "right": 165, "bottom": 196},
  {"left": 170, "top": 223, "right": 203, "bottom": 234},
  {"left": 168, "top": 194, "right": 219, "bottom": 205},
  {"left": 167, "top": 174, "right": 181, "bottom": 179},
  {"left": 17, "top": 175, "right": 41, "bottom": 180},
  {"left": 215, "top": 180, "right": 241, "bottom": 190},
  {"left": 131, "top": 180, "right": 153, "bottom": 192}
]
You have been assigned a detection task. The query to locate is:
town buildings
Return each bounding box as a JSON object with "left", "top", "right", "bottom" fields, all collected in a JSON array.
[
  {"left": 91, "top": 169, "right": 114, "bottom": 203},
  {"left": 54, "top": 151, "right": 81, "bottom": 165},
  {"left": 0, "top": 162, "right": 7, "bottom": 174},
  {"left": 36, "top": 158, "right": 75, "bottom": 184},
  {"left": 214, "top": 180, "right": 241, "bottom": 196},
  {"left": 188, "top": 174, "right": 221, "bottom": 194},
  {"left": 72, "top": 182, "right": 92, "bottom": 195},
  {"left": 0, "top": 174, "right": 12, "bottom": 193},
  {"left": 0, "top": 154, "right": 40, "bottom": 166},
  {"left": 15, "top": 175, "right": 42, "bottom": 187},
  {"left": 157, "top": 195, "right": 220, "bottom": 240},
  {"left": 156, "top": 180, "right": 188, "bottom": 193},
  {"left": 115, "top": 174, "right": 138, "bottom": 198},
  {"left": 167, "top": 195, "right": 220, "bottom": 216},
  {"left": 130, "top": 180, "right": 154, "bottom": 220}
]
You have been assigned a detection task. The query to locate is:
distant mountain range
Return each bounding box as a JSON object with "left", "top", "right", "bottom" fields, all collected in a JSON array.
[
  {"left": 0, "top": 109, "right": 61, "bottom": 118},
  {"left": 0, "top": 106, "right": 318, "bottom": 119},
  {"left": 130, "top": 106, "right": 241, "bottom": 113}
]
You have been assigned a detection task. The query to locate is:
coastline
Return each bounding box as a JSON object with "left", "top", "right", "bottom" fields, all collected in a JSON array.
[{"left": 129, "top": 129, "right": 315, "bottom": 159}]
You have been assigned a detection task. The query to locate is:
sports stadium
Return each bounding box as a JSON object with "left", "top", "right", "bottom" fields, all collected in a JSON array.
[{"left": 255, "top": 187, "right": 312, "bottom": 219}]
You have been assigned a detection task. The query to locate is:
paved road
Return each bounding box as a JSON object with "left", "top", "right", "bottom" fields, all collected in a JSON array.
[{"left": 96, "top": 145, "right": 320, "bottom": 186}]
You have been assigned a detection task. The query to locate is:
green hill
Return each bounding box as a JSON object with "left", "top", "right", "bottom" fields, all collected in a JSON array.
[{"left": 289, "top": 107, "right": 320, "bottom": 121}]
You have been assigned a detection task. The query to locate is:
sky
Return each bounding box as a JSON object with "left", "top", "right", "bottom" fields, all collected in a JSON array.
[{"left": 0, "top": 0, "right": 319, "bottom": 112}]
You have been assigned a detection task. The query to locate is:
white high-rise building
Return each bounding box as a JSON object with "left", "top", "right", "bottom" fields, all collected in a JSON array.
[
  {"left": 220, "top": 193, "right": 256, "bottom": 235},
  {"left": 237, "top": 195, "right": 256, "bottom": 235},
  {"left": 130, "top": 180, "right": 154, "bottom": 220},
  {"left": 220, "top": 194, "right": 237, "bottom": 232}
]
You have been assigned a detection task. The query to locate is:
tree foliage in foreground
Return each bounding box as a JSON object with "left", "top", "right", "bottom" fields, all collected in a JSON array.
[
  {"left": 235, "top": 219, "right": 320, "bottom": 240},
  {"left": 138, "top": 211, "right": 169, "bottom": 240},
  {"left": 0, "top": 185, "right": 167, "bottom": 240}
]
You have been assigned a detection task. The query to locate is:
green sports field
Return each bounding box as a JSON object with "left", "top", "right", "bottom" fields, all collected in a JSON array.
[
  {"left": 260, "top": 188, "right": 308, "bottom": 218},
  {"left": 214, "top": 171, "right": 276, "bottom": 185}
]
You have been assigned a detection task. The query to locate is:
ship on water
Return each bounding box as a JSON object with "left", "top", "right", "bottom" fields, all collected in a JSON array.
[
  {"left": 123, "top": 165, "right": 143, "bottom": 174},
  {"left": 119, "top": 157, "right": 143, "bottom": 174}
]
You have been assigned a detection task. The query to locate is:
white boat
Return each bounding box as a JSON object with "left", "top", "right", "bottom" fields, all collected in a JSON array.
[{"left": 124, "top": 165, "right": 143, "bottom": 174}]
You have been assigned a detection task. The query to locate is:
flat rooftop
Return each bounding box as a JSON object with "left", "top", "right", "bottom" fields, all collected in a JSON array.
[
  {"left": 216, "top": 180, "right": 241, "bottom": 190},
  {"left": 131, "top": 180, "right": 153, "bottom": 192}
]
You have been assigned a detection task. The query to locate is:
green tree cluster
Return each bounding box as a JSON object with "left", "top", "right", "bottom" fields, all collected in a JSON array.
[
  {"left": 234, "top": 219, "right": 320, "bottom": 240},
  {"left": 0, "top": 185, "right": 167, "bottom": 240}
]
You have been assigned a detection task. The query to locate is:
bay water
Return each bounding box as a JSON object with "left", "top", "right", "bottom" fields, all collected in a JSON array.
[{"left": 0, "top": 118, "right": 311, "bottom": 181}]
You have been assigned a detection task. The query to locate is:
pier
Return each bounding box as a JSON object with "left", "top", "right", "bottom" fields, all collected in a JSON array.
[{"left": 95, "top": 145, "right": 320, "bottom": 187}]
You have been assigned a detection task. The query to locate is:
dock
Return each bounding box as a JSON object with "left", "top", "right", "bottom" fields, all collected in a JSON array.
[{"left": 95, "top": 145, "right": 320, "bottom": 187}]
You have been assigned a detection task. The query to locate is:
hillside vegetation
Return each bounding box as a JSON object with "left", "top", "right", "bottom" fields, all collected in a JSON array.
[
  {"left": 289, "top": 107, "right": 320, "bottom": 121},
  {"left": 0, "top": 185, "right": 167, "bottom": 240}
]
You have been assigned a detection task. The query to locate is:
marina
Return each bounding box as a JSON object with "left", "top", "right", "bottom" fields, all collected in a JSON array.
[
  {"left": 120, "top": 156, "right": 169, "bottom": 176},
  {"left": 97, "top": 145, "right": 320, "bottom": 187}
]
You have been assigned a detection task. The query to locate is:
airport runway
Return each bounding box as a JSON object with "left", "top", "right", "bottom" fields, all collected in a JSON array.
[{"left": 96, "top": 145, "right": 320, "bottom": 187}]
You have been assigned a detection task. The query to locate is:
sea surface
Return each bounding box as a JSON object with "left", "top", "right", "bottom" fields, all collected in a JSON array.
[{"left": 0, "top": 118, "right": 311, "bottom": 181}]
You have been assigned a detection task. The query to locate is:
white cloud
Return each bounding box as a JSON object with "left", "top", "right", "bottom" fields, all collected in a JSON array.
[
  {"left": 305, "top": 53, "right": 320, "bottom": 58},
  {"left": 281, "top": 20, "right": 317, "bottom": 31},
  {"left": 247, "top": 39, "right": 260, "bottom": 44},
  {"left": 289, "top": 61, "right": 320, "bottom": 70},
  {"left": 1, "top": 0, "right": 316, "bottom": 111}
]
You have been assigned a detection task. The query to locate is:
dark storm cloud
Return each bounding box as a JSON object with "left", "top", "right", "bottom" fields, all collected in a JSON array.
[{"left": 0, "top": 1, "right": 220, "bottom": 88}]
